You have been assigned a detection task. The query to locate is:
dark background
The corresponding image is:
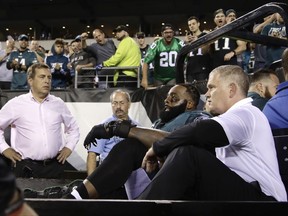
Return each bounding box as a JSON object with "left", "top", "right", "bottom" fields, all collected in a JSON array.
[{"left": 0, "top": 0, "right": 283, "bottom": 40}]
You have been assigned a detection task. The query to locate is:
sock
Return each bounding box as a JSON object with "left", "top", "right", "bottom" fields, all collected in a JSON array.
[
  {"left": 71, "top": 190, "right": 82, "bottom": 200},
  {"left": 75, "top": 183, "right": 89, "bottom": 199}
]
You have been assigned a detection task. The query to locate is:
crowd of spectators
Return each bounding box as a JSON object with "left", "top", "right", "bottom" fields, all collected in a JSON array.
[
  {"left": 0, "top": 10, "right": 286, "bottom": 91},
  {"left": 0, "top": 7, "right": 288, "bottom": 214}
]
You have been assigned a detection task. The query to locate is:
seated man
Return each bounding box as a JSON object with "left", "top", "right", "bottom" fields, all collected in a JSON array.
[
  {"left": 247, "top": 68, "right": 279, "bottom": 110},
  {"left": 86, "top": 89, "right": 140, "bottom": 199},
  {"left": 137, "top": 65, "right": 286, "bottom": 201},
  {"left": 86, "top": 89, "right": 140, "bottom": 175},
  {"left": 263, "top": 48, "right": 288, "bottom": 195},
  {"left": 65, "top": 83, "right": 212, "bottom": 199}
]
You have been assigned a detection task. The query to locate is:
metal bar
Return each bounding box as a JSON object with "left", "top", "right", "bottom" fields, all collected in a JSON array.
[
  {"left": 176, "top": 2, "right": 288, "bottom": 82},
  {"left": 226, "top": 31, "right": 288, "bottom": 46},
  {"left": 82, "top": 66, "right": 140, "bottom": 70},
  {"left": 76, "top": 66, "right": 141, "bottom": 88}
]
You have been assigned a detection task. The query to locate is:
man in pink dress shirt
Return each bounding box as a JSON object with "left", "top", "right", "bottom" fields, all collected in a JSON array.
[{"left": 0, "top": 63, "right": 80, "bottom": 178}]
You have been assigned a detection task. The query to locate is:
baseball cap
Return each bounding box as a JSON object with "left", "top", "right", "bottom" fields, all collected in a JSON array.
[
  {"left": 75, "top": 35, "right": 81, "bottom": 42},
  {"left": 226, "top": 9, "right": 236, "bottom": 16},
  {"left": 161, "top": 24, "right": 174, "bottom": 32},
  {"left": 113, "top": 25, "right": 128, "bottom": 33},
  {"left": 18, "top": 34, "right": 29, "bottom": 41},
  {"left": 136, "top": 32, "right": 145, "bottom": 38}
]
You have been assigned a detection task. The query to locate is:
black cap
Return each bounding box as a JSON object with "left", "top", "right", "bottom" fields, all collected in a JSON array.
[
  {"left": 136, "top": 32, "right": 145, "bottom": 38},
  {"left": 113, "top": 25, "right": 128, "bottom": 33},
  {"left": 226, "top": 9, "right": 236, "bottom": 16},
  {"left": 75, "top": 35, "right": 81, "bottom": 42},
  {"left": 161, "top": 24, "right": 174, "bottom": 32},
  {"left": 18, "top": 34, "right": 28, "bottom": 41}
]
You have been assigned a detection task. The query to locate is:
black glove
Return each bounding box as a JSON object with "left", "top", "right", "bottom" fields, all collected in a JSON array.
[
  {"left": 107, "top": 120, "right": 136, "bottom": 138},
  {"left": 83, "top": 124, "right": 113, "bottom": 150}
]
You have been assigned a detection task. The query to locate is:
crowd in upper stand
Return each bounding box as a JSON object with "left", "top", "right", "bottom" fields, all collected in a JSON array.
[
  {"left": 0, "top": 9, "right": 286, "bottom": 92},
  {"left": 0, "top": 7, "right": 288, "bottom": 213}
]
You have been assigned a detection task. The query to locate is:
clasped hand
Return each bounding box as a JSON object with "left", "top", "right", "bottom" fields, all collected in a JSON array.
[
  {"left": 141, "top": 147, "right": 164, "bottom": 173},
  {"left": 83, "top": 120, "right": 136, "bottom": 150}
]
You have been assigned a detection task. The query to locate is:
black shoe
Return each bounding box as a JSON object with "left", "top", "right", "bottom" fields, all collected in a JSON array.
[{"left": 23, "top": 188, "right": 38, "bottom": 198}]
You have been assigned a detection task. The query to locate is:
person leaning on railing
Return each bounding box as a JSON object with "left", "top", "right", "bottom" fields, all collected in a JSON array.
[{"left": 95, "top": 25, "right": 141, "bottom": 88}]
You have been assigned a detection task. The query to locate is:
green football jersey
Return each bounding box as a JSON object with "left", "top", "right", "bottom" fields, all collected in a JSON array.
[{"left": 144, "top": 37, "right": 185, "bottom": 82}]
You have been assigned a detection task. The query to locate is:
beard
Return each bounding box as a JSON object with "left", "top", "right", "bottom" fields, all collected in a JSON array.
[
  {"left": 159, "top": 100, "right": 188, "bottom": 123},
  {"left": 117, "top": 34, "right": 125, "bottom": 41}
]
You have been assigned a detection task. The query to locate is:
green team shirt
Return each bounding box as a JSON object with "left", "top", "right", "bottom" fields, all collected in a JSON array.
[
  {"left": 144, "top": 37, "right": 185, "bottom": 82},
  {"left": 7, "top": 49, "right": 38, "bottom": 89}
]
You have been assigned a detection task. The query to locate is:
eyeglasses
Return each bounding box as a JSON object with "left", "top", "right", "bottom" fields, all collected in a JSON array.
[{"left": 137, "top": 36, "right": 144, "bottom": 39}]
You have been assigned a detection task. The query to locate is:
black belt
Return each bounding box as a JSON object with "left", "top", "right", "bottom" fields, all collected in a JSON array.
[{"left": 24, "top": 157, "right": 58, "bottom": 166}]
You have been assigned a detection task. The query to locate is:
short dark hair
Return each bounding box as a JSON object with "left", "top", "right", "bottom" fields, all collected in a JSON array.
[
  {"left": 178, "top": 83, "right": 200, "bottom": 106},
  {"left": 249, "top": 68, "right": 278, "bottom": 84},
  {"left": 27, "top": 63, "right": 50, "bottom": 79},
  {"left": 214, "top": 8, "right": 225, "bottom": 17},
  {"left": 226, "top": 9, "right": 236, "bottom": 16},
  {"left": 54, "top": 38, "right": 65, "bottom": 46},
  {"left": 187, "top": 16, "right": 200, "bottom": 23}
]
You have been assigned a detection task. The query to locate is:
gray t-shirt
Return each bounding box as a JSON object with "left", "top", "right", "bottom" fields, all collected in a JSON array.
[{"left": 84, "top": 39, "right": 116, "bottom": 65}]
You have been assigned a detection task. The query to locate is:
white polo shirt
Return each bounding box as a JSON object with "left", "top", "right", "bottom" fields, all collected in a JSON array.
[{"left": 213, "top": 98, "right": 287, "bottom": 201}]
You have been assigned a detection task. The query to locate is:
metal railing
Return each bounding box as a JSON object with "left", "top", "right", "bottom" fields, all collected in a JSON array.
[{"left": 74, "top": 66, "right": 141, "bottom": 89}]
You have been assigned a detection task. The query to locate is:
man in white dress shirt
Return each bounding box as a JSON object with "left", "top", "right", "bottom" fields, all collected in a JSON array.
[{"left": 0, "top": 63, "right": 80, "bottom": 178}]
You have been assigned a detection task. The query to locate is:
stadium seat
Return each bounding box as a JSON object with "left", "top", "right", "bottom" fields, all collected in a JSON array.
[{"left": 272, "top": 128, "right": 288, "bottom": 197}]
